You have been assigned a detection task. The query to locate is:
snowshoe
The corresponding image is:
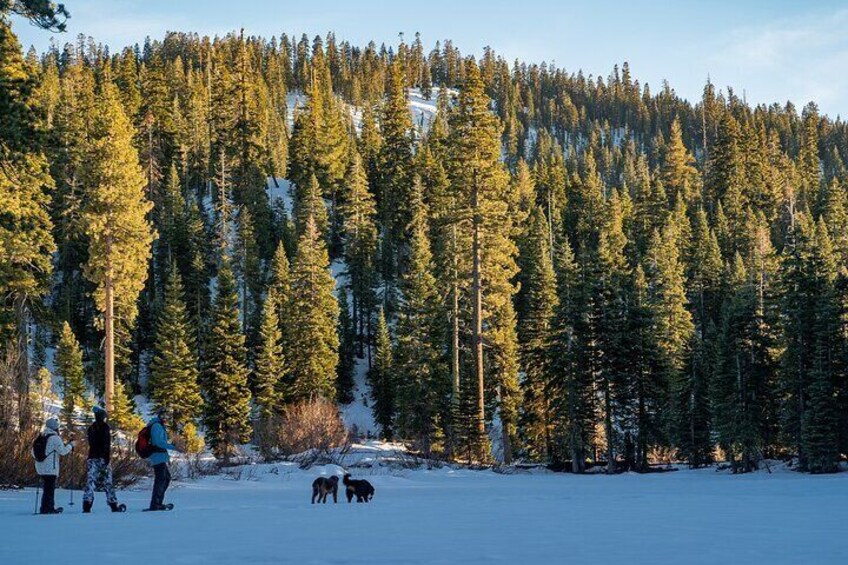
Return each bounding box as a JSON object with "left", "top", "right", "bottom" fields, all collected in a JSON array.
[
  {"left": 143, "top": 503, "right": 173, "bottom": 512},
  {"left": 109, "top": 502, "right": 127, "bottom": 513},
  {"left": 39, "top": 507, "right": 63, "bottom": 515}
]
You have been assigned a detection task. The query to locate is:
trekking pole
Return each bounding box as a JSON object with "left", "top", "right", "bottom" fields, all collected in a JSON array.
[
  {"left": 68, "top": 446, "right": 75, "bottom": 507},
  {"left": 34, "top": 481, "right": 40, "bottom": 515}
]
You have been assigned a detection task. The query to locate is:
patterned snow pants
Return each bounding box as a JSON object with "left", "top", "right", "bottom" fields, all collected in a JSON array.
[{"left": 83, "top": 458, "right": 117, "bottom": 505}]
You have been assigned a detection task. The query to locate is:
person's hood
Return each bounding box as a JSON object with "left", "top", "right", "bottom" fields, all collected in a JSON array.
[
  {"left": 147, "top": 416, "right": 161, "bottom": 426},
  {"left": 93, "top": 406, "right": 107, "bottom": 423}
]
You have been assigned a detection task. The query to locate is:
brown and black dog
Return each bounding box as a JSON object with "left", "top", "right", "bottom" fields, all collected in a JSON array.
[
  {"left": 343, "top": 473, "right": 375, "bottom": 503},
  {"left": 311, "top": 475, "right": 339, "bottom": 504}
]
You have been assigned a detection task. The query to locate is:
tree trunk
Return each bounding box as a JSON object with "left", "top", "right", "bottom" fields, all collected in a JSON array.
[
  {"left": 571, "top": 426, "right": 584, "bottom": 474},
  {"left": 605, "top": 383, "right": 614, "bottom": 474},
  {"left": 13, "top": 293, "right": 30, "bottom": 428},
  {"left": 501, "top": 405, "right": 512, "bottom": 465},
  {"left": 638, "top": 389, "right": 647, "bottom": 471},
  {"left": 352, "top": 291, "right": 362, "bottom": 358},
  {"left": 471, "top": 172, "right": 485, "bottom": 456},
  {"left": 451, "top": 228, "right": 460, "bottom": 402},
  {"left": 104, "top": 274, "right": 115, "bottom": 413},
  {"left": 448, "top": 222, "right": 460, "bottom": 460}
]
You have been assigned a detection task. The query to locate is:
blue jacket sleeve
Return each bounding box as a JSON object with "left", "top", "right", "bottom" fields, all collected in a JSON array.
[{"left": 151, "top": 422, "right": 176, "bottom": 451}]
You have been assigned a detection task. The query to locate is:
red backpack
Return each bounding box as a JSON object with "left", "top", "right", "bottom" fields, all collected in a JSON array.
[{"left": 135, "top": 425, "right": 154, "bottom": 459}]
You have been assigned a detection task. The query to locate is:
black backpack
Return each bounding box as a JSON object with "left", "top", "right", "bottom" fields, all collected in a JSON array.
[{"left": 32, "top": 434, "right": 49, "bottom": 463}]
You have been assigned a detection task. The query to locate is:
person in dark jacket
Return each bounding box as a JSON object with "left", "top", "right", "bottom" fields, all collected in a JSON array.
[
  {"left": 83, "top": 407, "right": 125, "bottom": 513},
  {"left": 147, "top": 410, "right": 176, "bottom": 511}
]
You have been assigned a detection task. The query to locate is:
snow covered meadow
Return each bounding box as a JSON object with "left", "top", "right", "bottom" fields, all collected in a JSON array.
[{"left": 1, "top": 453, "right": 847, "bottom": 565}]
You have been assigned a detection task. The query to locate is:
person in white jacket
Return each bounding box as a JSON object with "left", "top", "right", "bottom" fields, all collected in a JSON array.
[{"left": 32, "top": 418, "right": 75, "bottom": 514}]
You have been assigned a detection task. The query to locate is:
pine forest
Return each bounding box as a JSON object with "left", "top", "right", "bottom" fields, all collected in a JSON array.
[{"left": 5, "top": 5, "right": 848, "bottom": 476}]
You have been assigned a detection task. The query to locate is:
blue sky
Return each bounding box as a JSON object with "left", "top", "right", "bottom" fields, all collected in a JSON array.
[{"left": 11, "top": 0, "right": 848, "bottom": 117}]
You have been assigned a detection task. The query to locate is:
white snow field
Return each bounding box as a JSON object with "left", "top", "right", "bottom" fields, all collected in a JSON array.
[{"left": 1, "top": 458, "right": 846, "bottom": 565}]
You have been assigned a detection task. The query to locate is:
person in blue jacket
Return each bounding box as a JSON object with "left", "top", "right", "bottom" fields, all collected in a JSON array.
[{"left": 147, "top": 411, "right": 176, "bottom": 511}]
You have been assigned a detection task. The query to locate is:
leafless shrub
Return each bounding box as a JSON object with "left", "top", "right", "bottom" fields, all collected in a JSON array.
[
  {"left": 256, "top": 399, "right": 349, "bottom": 466},
  {"left": 0, "top": 426, "right": 39, "bottom": 488},
  {"left": 104, "top": 443, "right": 149, "bottom": 488},
  {"left": 648, "top": 445, "right": 677, "bottom": 467},
  {"left": 173, "top": 453, "right": 219, "bottom": 481},
  {"left": 222, "top": 464, "right": 259, "bottom": 481}
]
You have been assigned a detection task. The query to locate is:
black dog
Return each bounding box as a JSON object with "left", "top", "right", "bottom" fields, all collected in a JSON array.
[
  {"left": 311, "top": 475, "right": 339, "bottom": 504},
  {"left": 343, "top": 473, "right": 374, "bottom": 503}
]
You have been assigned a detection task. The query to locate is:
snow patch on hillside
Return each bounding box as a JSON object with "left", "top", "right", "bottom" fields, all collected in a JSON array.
[
  {"left": 340, "top": 357, "right": 377, "bottom": 438},
  {"left": 408, "top": 86, "right": 445, "bottom": 131},
  {"left": 285, "top": 92, "right": 307, "bottom": 128},
  {"left": 266, "top": 177, "right": 293, "bottom": 214},
  {"left": 286, "top": 87, "right": 454, "bottom": 136}
]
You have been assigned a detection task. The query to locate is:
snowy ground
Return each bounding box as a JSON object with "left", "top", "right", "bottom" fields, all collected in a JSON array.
[{"left": 2, "top": 459, "right": 846, "bottom": 565}]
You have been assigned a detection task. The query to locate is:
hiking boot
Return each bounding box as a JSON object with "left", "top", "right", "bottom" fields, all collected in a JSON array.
[
  {"left": 109, "top": 502, "right": 127, "bottom": 512},
  {"left": 82, "top": 500, "right": 92, "bottom": 513}
]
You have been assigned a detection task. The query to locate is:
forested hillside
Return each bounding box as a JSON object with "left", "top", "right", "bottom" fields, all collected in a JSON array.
[{"left": 2, "top": 8, "right": 848, "bottom": 474}]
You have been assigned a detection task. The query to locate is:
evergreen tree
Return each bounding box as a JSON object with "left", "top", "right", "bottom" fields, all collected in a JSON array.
[
  {"left": 712, "top": 255, "right": 763, "bottom": 471},
  {"left": 235, "top": 205, "right": 262, "bottom": 345},
  {"left": 358, "top": 103, "right": 382, "bottom": 188},
  {"left": 369, "top": 308, "right": 395, "bottom": 439},
  {"left": 445, "top": 58, "right": 518, "bottom": 461},
  {"left": 336, "top": 289, "right": 356, "bottom": 404},
  {"left": 395, "top": 181, "right": 445, "bottom": 454},
  {"left": 644, "top": 221, "right": 694, "bottom": 453},
  {"left": 149, "top": 266, "right": 203, "bottom": 430},
  {"left": 821, "top": 178, "right": 848, "bottom": 266},
  {"left": 661, "top": 117, "right": 700, "bottom": 203},
  {"left": 287, "top": 91, "right": 318, "bottom": 191},
  {"left": 377, "top": 59, "right": 415, "bottom": 295},
  {"left": 267, "top": 241, "right": 291, "bottom": 330},
  {"left": 799, "top": 103, "right": 821, "bottom": 208},
  {"left": 595, "top": 191, "right": 631, "bottom": 473},
  {"left": 681, "top": 209, "right": 723, "bottom": 467},
  {"left": 548, "top": 233, "right": 593, "bottom": 471},
  {"left": 517, "top": 207, "right": 558, "bottom": 460},
  {"left": 340, "top": 150, "right": 378, "bottom": 353},
  {"left": 778, "top": 214, "right": 840, "bottom": 472},
  {"left": 801, "top": 220, "right": 839, "bottom": 473},
  {"left": 109, "top": 379, "right": 145, "bottom": 433},
  {"left": 707, "top": 114, "right": 748, "bottom": 258},
  {"left": 294, "top": 173, "right": 329, "bottom": 239},
  {"left": 621, "top": 264, "right": 661, "bottom": 471},
  {"left": 287, "top": 215, "right": 339, "bottom": 399},
  {"left": 57, "top": 322, "right": 87, "bottom": 427},
  {"left": 0, "top": 18, "right": 54, "bottom": 386},
  {"left": 181, "top": 198, "right": 211, "bottom": 333},
  {"left": 804, "top": 348, "right": 840, "bottom": 473},
  {"left": 202, "top": 257, "right": 252, "bottom": 459},
  {"left": 155, "top": 163, "right": 186, "bottom": 291},
  {"left": 81, "top": 81, "right": 153, "bottom": 410},
  {"left": 253, "top": 293, "right": 285, "bottom": 416}
]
